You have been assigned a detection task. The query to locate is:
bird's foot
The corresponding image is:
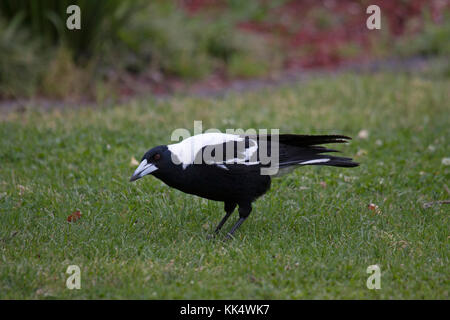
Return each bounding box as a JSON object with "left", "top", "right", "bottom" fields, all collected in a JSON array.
[{"left": 225, "top": 232, "right": 235, "bottom": 241}]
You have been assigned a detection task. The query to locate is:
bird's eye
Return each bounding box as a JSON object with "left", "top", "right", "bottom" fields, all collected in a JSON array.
[{"left": 153, "top": 153, "right": 161, "bottom": 161}]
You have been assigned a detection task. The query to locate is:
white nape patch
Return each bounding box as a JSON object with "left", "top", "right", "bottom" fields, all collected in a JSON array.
[
  {"left": 168, "top": 133, "right": 259, "bottom": 169},
  {"left": 299, "top": 158, "right": 330, "bottom": 165}
]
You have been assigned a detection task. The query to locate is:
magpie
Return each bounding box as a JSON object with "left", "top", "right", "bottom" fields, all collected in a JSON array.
[{"left": 130, "top": 133, "right": 358, "bottom": 238}]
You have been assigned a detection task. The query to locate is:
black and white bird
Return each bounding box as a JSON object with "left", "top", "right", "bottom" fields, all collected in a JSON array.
[{"left": 130, "top": 133, "right": 358, "bottom": 238}]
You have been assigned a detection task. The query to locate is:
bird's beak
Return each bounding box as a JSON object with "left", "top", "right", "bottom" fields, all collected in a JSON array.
[{"left": 130, "top": 159, "right": 158, "bottom": 182}]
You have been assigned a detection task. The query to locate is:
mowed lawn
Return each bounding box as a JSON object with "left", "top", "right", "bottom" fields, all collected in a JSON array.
[{"left": 0, "top": 73, "right": 448, "bottom": 299}]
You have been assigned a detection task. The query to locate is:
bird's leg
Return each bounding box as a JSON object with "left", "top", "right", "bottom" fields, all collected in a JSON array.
[
  {"left": 214, "top": 212, "right": 232, "bottom": 233},
  {"left": 226, "top": 217, "right": 247, "bottom": 239},
  {"left": 211, "top": 202, "right": 237, "bottom": 235},
  {"left": 226, "top": 203, "right": 252, "bottom": 239}
]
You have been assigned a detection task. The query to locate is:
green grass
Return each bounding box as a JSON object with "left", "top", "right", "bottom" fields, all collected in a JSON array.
[{"left": 0, "top": 73, "right": 449, "bottom": 299}]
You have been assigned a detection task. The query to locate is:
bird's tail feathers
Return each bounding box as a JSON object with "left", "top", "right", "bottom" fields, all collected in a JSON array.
[
  {"left": 274, "top": 134, "right": 359, "bottom": 169},
  {"left": 280, "top": 155, "right": 359, "bottom": 168},
  {"left": 277, "top": 134, "right": 352, "bottom": 147}
]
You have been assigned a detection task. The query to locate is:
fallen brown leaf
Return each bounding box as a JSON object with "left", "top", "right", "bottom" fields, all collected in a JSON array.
[
  {"left": 368, "top": 203, "right": 382, "bottom": 214},
  {"left": 67, "top": 210, "right": 82, "bottom": 222}
]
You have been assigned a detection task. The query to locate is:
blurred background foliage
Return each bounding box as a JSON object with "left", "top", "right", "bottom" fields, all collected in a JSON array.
[{"left": 0, "top": 0, "right": 448, "bottom": 101}]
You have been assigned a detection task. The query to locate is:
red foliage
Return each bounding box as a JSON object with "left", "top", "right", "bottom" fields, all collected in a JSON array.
[{"left": 182, "top": 0, "right": 448, "bottom": 69}]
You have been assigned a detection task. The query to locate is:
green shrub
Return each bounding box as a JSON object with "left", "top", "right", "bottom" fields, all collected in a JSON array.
[
  {"left": 116, "top": 2, "right": 271, "bottom": 79},
  {"left": 397, "top": 10, "right": 450, "bottom": 57},
  {"left": 41, "top": 47, "right": 91, "bottom": 100},
  {"left": 0, "top": 1, "right": 274, "bottom": 98},
  {"left": 0, "top": 15, "right": 44, "bottom": 98},
  {"left": 0, "top": 0, "right": 140, "bottom": 61},
  {"left": 117, "top": 3, "right": 214, "bottom": 78}
]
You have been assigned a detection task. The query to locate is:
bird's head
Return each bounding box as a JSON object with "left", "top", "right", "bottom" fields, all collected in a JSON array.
[{"left": 129, "top": 145, "right": 171, "bottom": 182}]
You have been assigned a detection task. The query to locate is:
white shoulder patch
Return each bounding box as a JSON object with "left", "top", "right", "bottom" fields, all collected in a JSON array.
[
  {"left": 168, "top": 133, "right": 259, "bottom": 169},
  {"left": 168, "top": 133, "right": 242, "bottom": 168},
  {"left": 224, "top": 137, "right": 259, "bottom": 165}
]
